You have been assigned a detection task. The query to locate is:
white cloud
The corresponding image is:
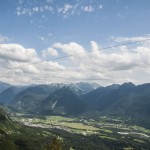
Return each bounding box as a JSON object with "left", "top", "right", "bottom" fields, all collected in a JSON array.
[
  {"left": 90, "top": 41, "right": 99, "bottom": 51},
  {"left": 1, "top": 37, "right": 150, "bottom": 85},
  {"left": 16, "top": 5, "right": 54, "bottom": 16},
  {"left": 111, "top": 35, "right": 150, "bottom": 43},
  {"left": 57, "top": 4, "right": 74, "bottom": 18},
  {"left": 63, "top": 4, "right": 73, "bottom": 14},
  {"left": 33, "top": 7, "right": 39, "bottom": 12},
  {"left": 0, "top": 43, "right": 66, "bottom": 84},
  {"left": 83, "top": 5, "right": 94, "bottom": 12},
  {"left": 16, "top": 1, "right": 102, "bottom": 17},
  {"left": 53, "top": 42, "right": 85, "bottom": 55},
  {"left": 0, "top": 44, "right": 38, "bottom": 62},
  {"left": 136, "top": 46, "right": 150, "bottom": 65},
  {"left": 42, "top": 47, "right": 59, "bottom": 58},
  {"left": 44, "top": 5, "right": 53, "bottom": 12},
  {"left": 50, "top": 39, "right": 150, "bottom": 85}
]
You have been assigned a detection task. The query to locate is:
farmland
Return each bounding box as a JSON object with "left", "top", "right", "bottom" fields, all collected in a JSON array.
[{"left": 12, "top": 113, "right": 150, "bottom": 140}]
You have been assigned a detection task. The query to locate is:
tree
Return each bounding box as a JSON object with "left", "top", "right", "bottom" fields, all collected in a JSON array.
[{"left": 45, "top": 137, "right": 62, "bottom": 150}]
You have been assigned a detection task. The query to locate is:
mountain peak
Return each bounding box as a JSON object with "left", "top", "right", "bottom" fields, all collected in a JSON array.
[
  {"left": 121, "top": 82, "right": 135, "bottom": 87},
  {"left": 106, "top": 84, "right": 120, "bottom": 90},
  {"left": 41, "top": 86, "right": 86, "bottom": 115}
]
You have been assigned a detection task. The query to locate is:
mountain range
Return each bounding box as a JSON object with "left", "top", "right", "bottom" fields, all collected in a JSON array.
[
  {"left": 0, "top": 82, "right": 97, "bottom": 114},
  {"left": 0, "top": 81, "right": 150, "bottom": 128},
  {"left": 82, "top": 82, "right": 150, "bottom": 115}
]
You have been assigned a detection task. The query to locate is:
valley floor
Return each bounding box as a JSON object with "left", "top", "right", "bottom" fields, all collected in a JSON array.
[{"left": 11, "top": 113, "right": 150, "bottom": 150}]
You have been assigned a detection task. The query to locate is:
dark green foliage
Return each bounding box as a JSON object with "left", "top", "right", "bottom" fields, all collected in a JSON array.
[
  {"left": 0, "top": 109, "right": 7, "bottom": 121},
  {"left": 0, "top": 108, "right": 150, "bottom": 150},
  {"left": 44, "top": 137, "right": 62, "bottom": 150},
  {"left": 0, "top": 133, "right": 18, "bottom": 150},
  {"left": 50, "top": 129, "right": 150, "bottom": 150}
]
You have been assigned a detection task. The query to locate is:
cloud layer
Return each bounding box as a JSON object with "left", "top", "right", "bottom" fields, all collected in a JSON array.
[{"left": 0, "top": 36, "right": 150, "bottom": 85}]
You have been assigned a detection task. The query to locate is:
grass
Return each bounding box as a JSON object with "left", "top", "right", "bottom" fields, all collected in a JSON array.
[
  {"left": 14, "top": 115, "right": 100, "bottom": 135},
  {"left": 46, "top": 116, "right": 75, "bottom": 122},
  {"left": 99, "top": 135, "right": 117, "bottom": 140},
  {"left": 71, "top": 128, "right": 98, "bottom": 135},
  {"left": 99, "top": 129, "right": 113, "bottom": 134},
  {"left": 61, "top": 122, "right": 99, "bottom": 131},
  {"left": 131, "top": 125, "right": 150, "bottom": 134},
  {"left": 30, "top": 116, "right": 99, "bottom": 132},
  {"left": 12, "top": 114, "right": 150, "bottom": 138},
  {"left": 134, "top": 139, "right": 145, "bottom": 143}
]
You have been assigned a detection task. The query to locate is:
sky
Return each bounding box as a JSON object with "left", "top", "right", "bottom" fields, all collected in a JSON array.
[{"left": 0, "top": 0, "right": 150, "bottom": 85}]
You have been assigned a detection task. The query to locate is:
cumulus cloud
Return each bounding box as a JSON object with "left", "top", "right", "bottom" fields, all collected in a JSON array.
[
  {"left": 42, "top": 47, "right": 59, "bottom": 58},
  {"left": 90, "top": 41, "right": 99, "bottom": 51},
  {"left": 1, "top": 37, "right": 150, "bottom": 85},
  {"left": 50, "top": 39, "right": 150, "bottom": 85},
  {"left": 0, "top": 44, "right": 38, "bottom": 62},
  {"left": 0, "top": 42, "right": 67, "bottom": 84},
  {"left": 53, "top": 42, "right": 85, "bottom": 55}
]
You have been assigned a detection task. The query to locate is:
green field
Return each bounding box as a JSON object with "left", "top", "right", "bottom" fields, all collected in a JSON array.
[
  {"left": 61, "top": 122, "right": 99, "bottom": 130},
  {"left": 12, "top": 114, "right": 150, "bottom": 139}
]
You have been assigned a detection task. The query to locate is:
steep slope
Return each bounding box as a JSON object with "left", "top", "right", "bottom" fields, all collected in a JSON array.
[
  {"left": 67, "top": 83, "right": 85, "bottom": 96},
  {"left": 83, "top": 82, "right": 135, "bottom": 111},
  {"left": 0, "top": 108, "right": 18, "bottom": 150},
  {"left": 83, "top": 82, "right": 150, "bottom": 128},
  {"left": 108, "top": 83, "right": 150, "bottom": 115},
  {"left": 96, "top": 82, "right": 135, "bottom": 111},
  {"left": 10, "top": 83, "right": 90, "bottom": 113},
  {"left": 40, "top": 87, "right": 86, "bottom": 116},
  {"left": 10, "top": 84, "right": 62, "bottom": 112},
  {"left": 82, "top": 84, "right": 120, "bottom": 109},
  {"left": 0, "top": 81, "right": 11, "bottom": 93},
  {"left": 0, "top": 86, "right": 26, "bottom": 104}
]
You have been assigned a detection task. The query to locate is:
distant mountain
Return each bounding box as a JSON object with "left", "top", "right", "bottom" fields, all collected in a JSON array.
[
  {"left": 82, "top": 82, "right": 137, "bottom": 111},
  {"left": 6, "top": 82, "right": 150, "bottom": 128},
  {"left": 0, "top": 86, "right": 26, "bottom": 104},
  {"left": 10, "top": 82, "right": 96, "bottom": 113},
  {"left": 81, "top": 85, "right": 114, "bottom": 107},
  {"left": 75, "top": 82, "right": 99, "bottom": 93},
  {"left": 40, "top": 87, "right": 86, "bottom": 116},
  {"left": 66, "top": 83, "right": 85, "bottom": 96},
  {"left": 82, "top": 82, "right": 150, "bottom": 128},
  {"left": 10, "top": 84, "right": 63, "bottom": 112},
  {"left": 107, "top": 83, "right": 150, "bottom": 128},
  {"left": 108, "top": 83, "right": 150, "bottom": 115},
  {"left": 0, "top": 81, "right": 11, "bottom": 93}
]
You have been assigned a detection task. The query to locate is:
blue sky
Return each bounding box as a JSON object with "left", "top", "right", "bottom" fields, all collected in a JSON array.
[
  {"left": 0, "top": 0, "right": 150, "bottom": 85},
  {"left": 1, "top": 0, "right": 150, "bottom": 50}
]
